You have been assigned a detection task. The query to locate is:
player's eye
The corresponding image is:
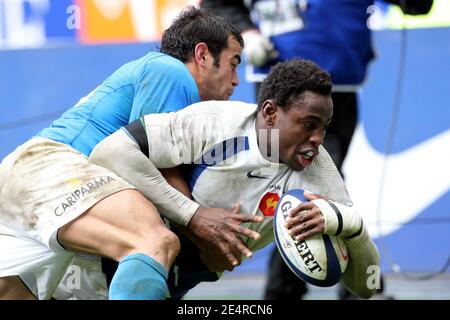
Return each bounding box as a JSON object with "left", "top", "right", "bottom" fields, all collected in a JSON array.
[{"left": 303, "top": 122, "right": 315, "bottom": 130}]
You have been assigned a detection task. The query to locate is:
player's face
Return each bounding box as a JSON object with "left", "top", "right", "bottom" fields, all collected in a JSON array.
[
  {"left": 272, "top": 91, "right": 333, "bottom": 171},
  {"left": 202, "top": 36, "right": 241, "bottom": 100}
]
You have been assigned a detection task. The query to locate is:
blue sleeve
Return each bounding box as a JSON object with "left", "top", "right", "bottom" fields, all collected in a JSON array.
[{"left": 129, "top": 58, "right": 200, "bottom": 122}]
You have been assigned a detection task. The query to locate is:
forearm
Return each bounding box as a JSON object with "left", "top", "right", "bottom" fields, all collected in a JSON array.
[
  {"left": 312, "top": 199, "right": 362, "bottom": 237},
  {"left": 90, "top": 129, "right": 199, "bottom": 226},
  {"left": 160, "top": 167, "right": 202, "bottom": 245},
  {"left": 342, "top": 226, "right": 380, "bottom": 299},
  {"left": 311, "top": 199, "right": 380, "bottom": 298}
]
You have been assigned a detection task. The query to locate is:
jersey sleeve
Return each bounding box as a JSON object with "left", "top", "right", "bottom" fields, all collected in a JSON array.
[
  {"left": 139, "top": 103, "right": 222, "bottom": 168},
  {"left": 129, "top": 59, "right": 200, "bottom": 122}
]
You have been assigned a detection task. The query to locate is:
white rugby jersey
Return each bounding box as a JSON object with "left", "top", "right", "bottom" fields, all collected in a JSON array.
[{"left": 113, "top": 100, "right": 352, "bottom": 255}]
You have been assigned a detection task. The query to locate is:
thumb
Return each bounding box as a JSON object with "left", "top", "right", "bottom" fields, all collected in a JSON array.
[{"left": 232, "top": 202, "right": 241, "bottom": 213}]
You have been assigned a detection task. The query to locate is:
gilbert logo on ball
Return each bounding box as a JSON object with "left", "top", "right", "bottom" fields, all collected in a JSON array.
[{"left": 273, "top": 189, "right": 348, "bottom": 287}]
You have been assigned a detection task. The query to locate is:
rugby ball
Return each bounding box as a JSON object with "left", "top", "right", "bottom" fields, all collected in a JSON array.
[{"left": 273, "top": 189, "right": 348, "bottom": 287}]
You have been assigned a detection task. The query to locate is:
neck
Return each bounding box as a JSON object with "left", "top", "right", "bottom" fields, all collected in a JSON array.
[{"left": 185, "top": 60, "right": 206, "bottom": 100}]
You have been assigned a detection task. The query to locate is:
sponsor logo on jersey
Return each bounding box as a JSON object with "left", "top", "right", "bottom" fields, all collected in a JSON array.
[
  {"left": 54, "top": 176, "right": 116, "bottom": 216},
  {"left": 259, "top": 192, "right": 280, "bottom": 216}
]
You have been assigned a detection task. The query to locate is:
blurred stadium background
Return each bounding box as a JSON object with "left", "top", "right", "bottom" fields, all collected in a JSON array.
[{"left": 0, "top": 0, "right": 449, "bottom": 300}]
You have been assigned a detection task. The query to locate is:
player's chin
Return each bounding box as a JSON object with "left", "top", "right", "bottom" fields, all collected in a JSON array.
[
  {"left": 224, "top": 92, "right": 233, "bottom": 100},
  {"left": 217, "top": 93, "right": 230, "bottom": 101},
  {"left": 288, "top": 159, "right": 305, "bottom": 172}
]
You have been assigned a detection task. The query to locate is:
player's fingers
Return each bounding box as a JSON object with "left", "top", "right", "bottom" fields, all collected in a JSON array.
[
  {"left": 229, "top": 204, "right": 264, "bottom": 223},
  {"left": 285, "top": 209, "right": 310, "bottom": 226},
  {"left": 293, "top": 224, "right": 324, "bottom": 241},
  {"left": 287, "top": 219, "right": 312, "bottom": 237},
  {"left": 223, "top": 245, "right": 243, "bottom": 267},
  {"left": 224, "top": 251, "right": 239, "bottom": 267},
  {"left": 285, "top": 207, "right": 319, "bottom": 228},
  {"left": 225, "top": 264, "right": 235, "bottom": 272},
  {"left": 289, "top": 217, "right": 325, "bottom": 239},
  {"left": 223, "top": 232, "right": 253, "bottom": 258},
  {"left": 215, "top": 240, "right": 240, "bottom": 266},
  {"left": 227, "top": 239, "right": 244, "bottom": 264},
  {"left": 229, "top": 222, "right": 261, "bottom": 241},
  {"left": 289, "top": 202, "right": 316, "bottom": 216},
  {"left": 233, "top": 213, "right": 264, "bottom": 223}
]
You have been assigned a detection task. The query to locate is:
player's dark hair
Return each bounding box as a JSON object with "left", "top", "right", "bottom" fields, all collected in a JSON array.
[
  {"left": 257, "top": 59, "right": 332, "bottom": 111},
  {"left": 160, "top": 6, "right": 243, "bottom": 67}
]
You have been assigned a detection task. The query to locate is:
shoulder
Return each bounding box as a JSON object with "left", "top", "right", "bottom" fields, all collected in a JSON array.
[
  {"left": 137, "top": 52, "right": 193, "bottom": 80},
  {"left": 177, "top": 100, "right": 257, "bottom": 118},
  {"left": 142, "top": 101, "right": 257, "bottom": 132},
  {"left": 174, "top": 101, "right": 258, "bottom": 138},
  {"left": 133, "top": 52, "right": 197, "bottom": 97}
]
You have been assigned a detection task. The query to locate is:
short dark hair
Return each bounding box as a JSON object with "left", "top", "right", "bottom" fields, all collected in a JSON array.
[
  {"left": 257, "top": 59, "right": 332, "bottom": 111},
  {"left": 160, "top": 6, "right": 243, "bottom": 66}
]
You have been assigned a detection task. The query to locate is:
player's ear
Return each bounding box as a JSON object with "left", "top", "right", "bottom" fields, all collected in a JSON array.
[
  {"left": 261, "top": 100, "right": 278, "bottom": 127},
  {"left": 193, "top": 42, "right": 209, "bottom": 67}
]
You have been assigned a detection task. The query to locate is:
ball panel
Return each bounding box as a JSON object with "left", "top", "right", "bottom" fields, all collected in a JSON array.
[{"left": 322, "top": 234, "right": 343, "bottom": 286}]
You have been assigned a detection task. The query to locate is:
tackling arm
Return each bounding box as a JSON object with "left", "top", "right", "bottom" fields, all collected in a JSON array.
[{"left": 90, "top": 128, "right": 199, "bottom": 225}]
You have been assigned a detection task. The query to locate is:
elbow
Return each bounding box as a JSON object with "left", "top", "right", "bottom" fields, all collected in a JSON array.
[
  {"left": 359, "top": 257, "right": 382, "bottom": 299},
  {"left": 346, "top": 283, "right": 378, "bottom": 300},
  {"left": 344, "top": 254, "right": 381, "bottom": 300},
  {"left": 358, "top": 287, "right": 378, "bottom": 300}
]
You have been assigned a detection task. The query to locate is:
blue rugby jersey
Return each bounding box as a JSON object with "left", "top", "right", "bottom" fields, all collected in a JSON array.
[{"left": 37, "top": 52, "right": 200, "bottom": 156}]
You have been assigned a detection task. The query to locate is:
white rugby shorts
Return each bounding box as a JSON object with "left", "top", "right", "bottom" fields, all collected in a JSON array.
[{"left": 0, "top": 137, "right": 134, "bottom": 299}]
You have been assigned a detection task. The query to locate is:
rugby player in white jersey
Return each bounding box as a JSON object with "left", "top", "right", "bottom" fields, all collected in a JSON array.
[{"left": 84, "top": 59, "right": 380, "bottom": 299}]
